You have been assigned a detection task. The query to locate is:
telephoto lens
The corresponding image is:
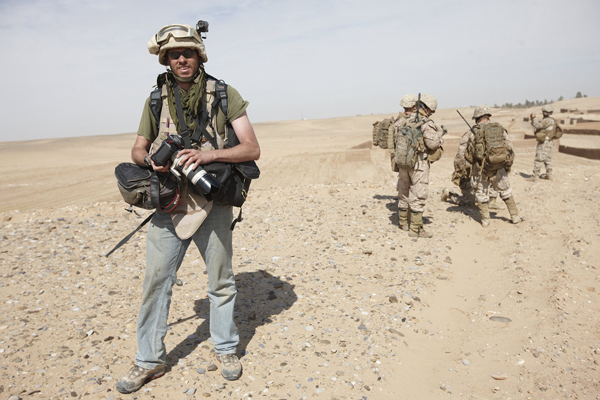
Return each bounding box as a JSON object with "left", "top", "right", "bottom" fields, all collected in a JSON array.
[{"left": 171, "top": 155, "right": 222, "bottom": 196}]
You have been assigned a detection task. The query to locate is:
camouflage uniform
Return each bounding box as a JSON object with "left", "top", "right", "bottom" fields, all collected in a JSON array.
[
  {"left": 531, "top": 116, "right": 557, "bottom": 179},
  {"left": 445, "top": 130, "right": 476, "bottom": 206},
  {"left": 468, "top": 125, "right": 513, "bottom": 204},
  {"left": 396, "top": 114, "right": 444, "bottom": 212}
]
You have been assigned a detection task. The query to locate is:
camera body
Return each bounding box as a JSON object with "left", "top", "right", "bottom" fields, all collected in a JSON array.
[
  {"left": 151, "top": 135, "right": 221, "bottom": 198},
  {"left": 196, "top": 20, "right": 209, "bottom": 34}
]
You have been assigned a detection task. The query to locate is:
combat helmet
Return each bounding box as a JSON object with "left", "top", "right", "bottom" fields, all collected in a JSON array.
[
  {"left": 400, "top": 94, "right": 417, "bottom": 108},
  {"left": 472, "top": 105, "right": 492, "bottom": 120},
  {"left": 148, "top": 24, "right": 208, "bottom": 65},
  {"left": 541, "top": 105, "right": 554, "bottom": 113},
  {"left": 420, "top": 94, "right": 438, "bottom": 112}
]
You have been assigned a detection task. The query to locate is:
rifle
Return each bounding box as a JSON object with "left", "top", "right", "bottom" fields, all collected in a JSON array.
[
  {"left": 457, "top": 110, "right": 482, "bottom": 167},
  {"left": 416, "top": 93, "right": 421, "bottom": 122},
  {"left": 456, "top": 110, "right": 475, "bottom": 136}
]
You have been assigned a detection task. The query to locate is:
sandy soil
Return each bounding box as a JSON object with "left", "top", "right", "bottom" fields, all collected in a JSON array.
[{"left": 1, "top": 98, "right": 599, "bottom": 400}]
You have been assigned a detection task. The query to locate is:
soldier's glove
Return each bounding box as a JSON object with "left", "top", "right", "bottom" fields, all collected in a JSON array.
[{"left": 530, "top": 113, "right": 536, "bottom": 119}]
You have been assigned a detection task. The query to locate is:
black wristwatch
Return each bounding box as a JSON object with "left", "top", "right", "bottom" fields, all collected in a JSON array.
[{"left": 144, "top": 154, "right": 152, "bottom": 168}]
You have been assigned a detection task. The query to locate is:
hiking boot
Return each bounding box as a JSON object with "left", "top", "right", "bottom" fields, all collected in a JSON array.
[
  {"left": 488, "top": 197, "right": 503, "bottom": 210},
  {"left": 540, "top": 173, "right": 552, "bottom": 180},
  {"left": 116, "top": 364, "right": 166, "bottom": 394},
  {"left": 398, "top": 208, "right": 409, "bottom": 231},
  {"left": 408, "top": 211, "right": 433, "bottom": 238},
  {"left": 441, "top": 188, "right": 450, "bottom": 202},
  {"left": 217, "top": 353, "right": 242, "bottom": 381}
]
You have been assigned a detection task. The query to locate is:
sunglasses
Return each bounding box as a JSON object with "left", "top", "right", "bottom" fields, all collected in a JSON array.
[{"left": 168, "top": 49, "right": 196, "bottom": 60}]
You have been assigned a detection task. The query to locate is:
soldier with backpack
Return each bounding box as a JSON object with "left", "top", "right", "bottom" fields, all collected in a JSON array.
[
  {"left": 388, "top": 94, "right": 418, "bottom": 171},
  {"left": 442, "top": 129, "right": 501, "bottom": 209},
  {"left": 116, "top": 22, "right": 260, "bottom": 394},
  {"left": 393, "top": 94, "right": 444, "bottom": 238},
  {"left": 530, "top": 104, "right": 562, "bottom": 180},
  {"left": 463, "top": 105, "right": 524, "bottom": 227}
]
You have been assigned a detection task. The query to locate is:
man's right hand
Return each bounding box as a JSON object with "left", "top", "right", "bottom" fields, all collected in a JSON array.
[
  {"left": 150, "top": 157, "right": 171, "bottom": 173},
  {"left": 530, "top": 113, "right": 536, "bottom": 119}
]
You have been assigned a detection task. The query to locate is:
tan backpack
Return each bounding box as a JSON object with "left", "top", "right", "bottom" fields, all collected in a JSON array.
[{"left": 372, "top": 118, "right": 396, "bottom": 149}]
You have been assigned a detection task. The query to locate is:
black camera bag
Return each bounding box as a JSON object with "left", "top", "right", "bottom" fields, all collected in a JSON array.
[
  {"left": 115, "top": 163, "right": 180, "bottom": 212},
  {"left": 203, "top": 161, "right": 260, "bottom": 207}
]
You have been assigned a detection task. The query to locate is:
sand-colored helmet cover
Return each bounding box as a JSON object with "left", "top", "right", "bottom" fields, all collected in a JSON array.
[
  {"left": 420, "top": 94, "right": 438, "bottom": 112},
  {"left": 541, "top": 105, "right": 554, "bottom": 113},
  {"left": 472, "top": 105, "right": 492, "bottom": 120},
  {"left": 148, "top": 24, "right": 208, "bottom": 66},
  {"left": 400, "top": 94, "right": 417, "bottom": 108}
]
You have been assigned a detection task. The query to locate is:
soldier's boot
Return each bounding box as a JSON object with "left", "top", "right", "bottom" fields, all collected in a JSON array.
[
  {"left": 478, "top": 202, "right": 490, "bottom": 227},
  {"left": 441, "top": 188, "right": 451, "bottom": 202},
  {"left": 408, "top": 211, "right": 433, "bottom": 238},
  {"left": 488, "top": 196, "right": 503, "bottom": 210},
  {"left": 503, "top": 196, "right": 525, "bottom": 224},
  {"left": 398, "top": 208, "right": 409, "bottom": 231},
  {"left": 540, "top": 173, "right": 552, "bottom": 180}
]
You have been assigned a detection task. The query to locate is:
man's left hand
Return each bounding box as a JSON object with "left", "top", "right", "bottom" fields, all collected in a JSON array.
[{"left": 176, "top": 148, "right": 215, "bottom": 170}]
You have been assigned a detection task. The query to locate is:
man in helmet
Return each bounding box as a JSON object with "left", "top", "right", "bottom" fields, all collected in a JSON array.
[
  {"left": 443, "top": 124, "right": 502, "bottom": 209},
  {"left": 530, "top": 104, "right": 562, "bottom": 180},
  {"left": 387, "top": 94, "right": 418, "bottom": 171},
  {"left": 466, "top": 105, "right": 524, "bottom": 227},
  {"left": 394, "top": 93, "right": 444, "bottom": 237},
  {"left": 116, "top": 23, "right": 260, "bottom": 394}
]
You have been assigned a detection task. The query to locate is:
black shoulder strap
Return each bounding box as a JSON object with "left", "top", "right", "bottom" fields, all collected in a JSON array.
[
  {"left": 105, "top": 212, "right": 155, "bottom": 257},
  {"left": 213, "top": 79, "right": 240, "bottom": 147},
  {"left": 215, "top": 81, "right": 229, "bottom": 123},
  {"left": 150, "top": 87, "right": 162, "bottom": 133}
]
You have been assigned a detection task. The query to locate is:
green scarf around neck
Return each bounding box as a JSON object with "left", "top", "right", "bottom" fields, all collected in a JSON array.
[{"left": 165, "top": 69, "right": 206, "bottom": 137}]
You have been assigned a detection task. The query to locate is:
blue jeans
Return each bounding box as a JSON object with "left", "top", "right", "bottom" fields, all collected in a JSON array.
[{"left": 135, "top": 205, "right": 238, "bottom": 369}]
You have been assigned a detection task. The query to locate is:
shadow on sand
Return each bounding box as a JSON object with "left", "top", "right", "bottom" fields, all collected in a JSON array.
[
  {"left": 165, "top": 270, "right": 297, "bottom": 367},
  {"left": 518, "top": 171, "right": 534, "bottom": 179}
]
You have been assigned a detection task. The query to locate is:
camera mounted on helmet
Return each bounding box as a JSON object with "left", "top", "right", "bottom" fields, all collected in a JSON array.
[{"left": 196, "top": 20, "right": 209, "bottom": 38}]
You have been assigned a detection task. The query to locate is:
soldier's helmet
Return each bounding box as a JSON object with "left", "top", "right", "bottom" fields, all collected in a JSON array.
[
  {"left": 472, "top": 105, "right": 492, "bottom": 120},
  {"left": 148, "top": 24, "right": 208, "bottom": 66},
  {"left": 541, "top": 105, "right": 554, "bottom": 113},
  {"left": 420, "top": 94, "right": 438, "bottom": 112},
  {"left": 400, "top": 94, "right": 417, "bottom": 108}
]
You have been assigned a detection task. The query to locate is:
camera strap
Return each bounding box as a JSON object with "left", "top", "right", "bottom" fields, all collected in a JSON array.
[
  {"left": 105, "top": 211, "right": 155, "bottom": 257},
  {"left": 150, "top": 172, "right": 180, "bottom": 212},
  {"left": 172, "top": 85, "right": 193, "bottom": 149}
]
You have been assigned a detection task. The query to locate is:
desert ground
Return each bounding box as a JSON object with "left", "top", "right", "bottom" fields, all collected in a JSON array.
[{"left": 1, "top": 97, "right": 599, "bottom": 400}]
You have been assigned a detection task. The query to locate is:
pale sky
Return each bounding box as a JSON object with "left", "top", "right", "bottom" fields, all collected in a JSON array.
[{"left": 1, "top": 0, "right": 599, "bottom": 141}]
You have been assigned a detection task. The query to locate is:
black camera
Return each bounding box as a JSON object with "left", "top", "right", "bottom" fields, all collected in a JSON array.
[
  {"left": 151, "top": 135, "right": 221, "bottom": 198},
  {"left": 196, "top": 20, "right": 209, "bottom": 34}
]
